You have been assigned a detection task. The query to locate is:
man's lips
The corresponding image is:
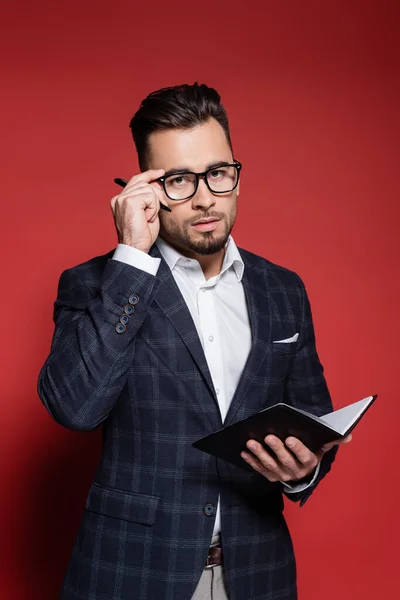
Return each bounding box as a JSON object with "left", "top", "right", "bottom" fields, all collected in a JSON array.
[
  {"left": 191, "top": 218, "right": 220, "bottom": 232},
  {"left": 191, "top": 217, "right": 220, "bottom": 225}
]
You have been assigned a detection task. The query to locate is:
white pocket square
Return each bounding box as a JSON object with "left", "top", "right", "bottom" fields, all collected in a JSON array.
[{"left": 273, "top": 333, "right": 299, "bottom": 344}]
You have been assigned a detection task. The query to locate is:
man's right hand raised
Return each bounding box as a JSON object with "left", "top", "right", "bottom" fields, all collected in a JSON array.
[{"left": 110, "top": 169, "right": 169, "bottom": 254}]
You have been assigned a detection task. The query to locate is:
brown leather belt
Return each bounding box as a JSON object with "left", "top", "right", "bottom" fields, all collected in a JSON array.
[{"left": 205, "top": 545, "right": 223, "bottom": 568}]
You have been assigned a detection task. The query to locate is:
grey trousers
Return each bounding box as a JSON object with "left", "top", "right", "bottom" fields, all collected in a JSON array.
[
  {"left": 191, "top": 566, "right": 229, "bottom": 599},
  {"left": 191, "top": 536, "right": 229, "bottom": 600}
]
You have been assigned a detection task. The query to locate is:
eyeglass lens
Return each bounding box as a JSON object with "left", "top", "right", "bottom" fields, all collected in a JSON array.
[{"left": 164, "top": 166, "right": 238, "bottom": 200}]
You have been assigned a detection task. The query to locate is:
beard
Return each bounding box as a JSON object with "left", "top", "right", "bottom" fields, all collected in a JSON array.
[
  {"left": 160, "top": 208, "right": 236, "bottom": 256},
  {"left": 185, "top": 229, "right": 230, "bottom": 255}
]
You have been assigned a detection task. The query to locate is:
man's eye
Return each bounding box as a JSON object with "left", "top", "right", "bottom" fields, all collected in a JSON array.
[
  {"left": 170, "top": 176, "right": 188, "bottom": 186},
  {"left": 209, "top": 170, "right": 224, "bottom": 178}
]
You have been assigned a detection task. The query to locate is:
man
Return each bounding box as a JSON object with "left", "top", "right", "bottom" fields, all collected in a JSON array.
[{"left": 38, "top": 83, "right": 350, "bottom": 600}]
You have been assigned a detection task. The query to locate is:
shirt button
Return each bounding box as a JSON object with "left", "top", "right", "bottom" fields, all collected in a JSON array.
[
  {"left": 208, "top": 335, "right": 214, "bottom": 342},
  {"left": 215, "top": 389, "right": 220, "bottom": 395},
  {"left": 203, "top": 503, "right": 216, "bottom": 516}
]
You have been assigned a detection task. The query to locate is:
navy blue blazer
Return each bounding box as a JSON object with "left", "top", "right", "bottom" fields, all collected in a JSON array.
[{"left": 38, "top": 243, "right": 336, "bottom": 600}]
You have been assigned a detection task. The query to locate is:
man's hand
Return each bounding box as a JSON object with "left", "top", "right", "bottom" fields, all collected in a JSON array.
[
  {"left": 241, "top": 434, "right": 352, "bottom": 484},
  {"left": 110, "top": 169, "right": 169, "bottom": 254}
]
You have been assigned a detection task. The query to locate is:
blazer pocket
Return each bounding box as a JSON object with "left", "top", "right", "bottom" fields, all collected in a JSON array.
[
  {"left": 273, "top": 333, "right": 299, "bottom": 344},
  {"left": 85, "top": 482, "right": 161, "bottom": 526},
  {"left": 271, "top": 341, "right": 298, "bottom": 356}
]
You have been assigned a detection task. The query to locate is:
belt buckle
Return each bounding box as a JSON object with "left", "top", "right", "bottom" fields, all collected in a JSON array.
[
  {"left": 205, "top": 555, "right": 217, "bottom": 569},
  {"left": 205, "top": 545, "right": 221, "bottom": 569}
]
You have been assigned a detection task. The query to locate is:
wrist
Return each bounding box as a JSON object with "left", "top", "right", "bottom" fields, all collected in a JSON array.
[
  {"left": 113, "top": 244, "right": 160, "bottom": 275},
  {"left": 120, "top": 239, "right": 150, "bottom": 254},
  {"left": 284, "top": 469, "right": 315, "bottom": 486}
]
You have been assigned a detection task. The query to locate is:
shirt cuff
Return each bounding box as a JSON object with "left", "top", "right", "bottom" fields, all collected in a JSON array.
[
  {"left": 112, "top": 244, "right": 161, "bottom": 276},
  {"left": 281, "top": 462, "right": 321, "bottom": 493}
]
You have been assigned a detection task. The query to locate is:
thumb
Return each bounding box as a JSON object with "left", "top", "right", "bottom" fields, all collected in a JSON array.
[{"left": 318, "top": 433, "right": 353, "bottom": 456}]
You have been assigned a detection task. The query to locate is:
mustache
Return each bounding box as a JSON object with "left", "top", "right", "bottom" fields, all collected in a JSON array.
[{"left": 186, "top": 212, "right": 225, "bottom": 226}]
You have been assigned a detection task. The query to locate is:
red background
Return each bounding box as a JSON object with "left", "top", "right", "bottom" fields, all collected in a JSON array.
[{"left": 1, "top": 1, "right": 399, "bottom": 598}]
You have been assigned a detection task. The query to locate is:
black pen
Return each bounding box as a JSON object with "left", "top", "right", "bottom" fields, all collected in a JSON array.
[{"left": 114, "top": 177, "right": 171, "bottom": 212}]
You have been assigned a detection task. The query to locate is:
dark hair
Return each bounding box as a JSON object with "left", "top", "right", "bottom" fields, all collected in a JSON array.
[{"left": 129, "top": 82, "right": 232, "bottom": 170}]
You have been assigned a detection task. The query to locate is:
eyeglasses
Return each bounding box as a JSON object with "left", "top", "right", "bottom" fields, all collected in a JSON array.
[{"left": 157, "top": 160, "right": 242, "bottom": 201}]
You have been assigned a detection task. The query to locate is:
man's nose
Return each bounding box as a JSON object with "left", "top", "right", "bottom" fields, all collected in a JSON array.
[{"left": 191, "top": 177, "right": 216, "bottom": 210}]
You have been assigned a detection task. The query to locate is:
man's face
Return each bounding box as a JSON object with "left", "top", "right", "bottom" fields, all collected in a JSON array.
[{"left": 146, "top": 118, "right": 239, "bottom": 258}]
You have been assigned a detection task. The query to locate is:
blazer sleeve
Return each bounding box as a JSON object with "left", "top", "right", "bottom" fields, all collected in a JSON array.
[
  {"left": 282, "top": 275, "right": 338, "bottom": 507},
  {"left": 38, "top": 257, "right": 160, "bottom": 431}
]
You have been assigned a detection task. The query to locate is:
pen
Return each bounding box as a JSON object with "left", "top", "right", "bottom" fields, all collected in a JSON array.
[{"left": 114, "top": 178, "right": 171, "bottom": 212}]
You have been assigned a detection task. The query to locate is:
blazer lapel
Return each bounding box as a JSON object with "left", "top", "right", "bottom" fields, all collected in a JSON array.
[
  {"left": 149, "top": 245, "right": 220, "bottom": 423},
  {"left": 224, "top": 252, "right": 272, "bottom": 426}
]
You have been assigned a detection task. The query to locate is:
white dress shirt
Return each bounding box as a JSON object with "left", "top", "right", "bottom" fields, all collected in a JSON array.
[{"left": 113, "top": 237, "right": 319, "bottom": 536}]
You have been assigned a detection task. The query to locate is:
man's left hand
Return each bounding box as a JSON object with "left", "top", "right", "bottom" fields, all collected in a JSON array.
[{"left": 241, "top": 434, "right": 352, "bottom": 484}]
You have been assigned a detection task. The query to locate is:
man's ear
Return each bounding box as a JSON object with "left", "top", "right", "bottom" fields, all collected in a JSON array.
[{"left": 236, "top": 183, "right": 240, "bottom": 197}]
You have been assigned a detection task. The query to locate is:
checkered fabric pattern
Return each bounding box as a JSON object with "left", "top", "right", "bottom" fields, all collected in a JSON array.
[{"left": 38, "top": 244, "right": 336, "bottom": 600}]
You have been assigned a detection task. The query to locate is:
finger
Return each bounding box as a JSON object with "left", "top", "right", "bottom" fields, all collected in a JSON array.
[
  {"left": 122, "top": 182, "right": 153, "bottom": 193},
  {"left": 148, "top": 213, "right": 158, "bottom": 224},
  {"left": 115, "top": 189, "right": 159, "bottom": 209},
  {"left": 284, "top": 437, "right": 317, "bottom": 468},
  {"left": 144, "top": 201, "right": 159, "bottom": 223},
  {"left": 138, "top": 192, "right": 166, "bottom": 224},
  {"left": 149, "top": 181, "right": 171, "bottom": 211},
  {"left": 119, "top": 180, "right": 164, "bottom": 195},
  {"left": 133, "top": 192, "right": 162, "bottom": 220},
  {"left": 111, "top": 185, "right": 154, "bottom": 211},
  {"left": 245, "top": 440, "right": 282, "bottom": 477},
  {"left": 241, "top": 450, "right": 280, "bottom": 482},
  {"left": 265, "top": 436, "right": 299, "bottom": 472},
  {"left": 125, "top": 169, "right": 165, "bottom": 187},
  {"left": 119, "top": 181, "right": 170, "bottom": 212},
  {"left": 111, "top": 192, "right": 159, "bottom": 230},
  {"left": 319, "top": 434, "right": 353, "bottom": 455},
  {"left": 110, "top": 195, "right": 119, "bottom": 213}
]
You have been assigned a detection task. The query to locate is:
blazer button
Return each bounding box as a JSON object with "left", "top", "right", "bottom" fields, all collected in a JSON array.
[
  {"left": 124, "top": 304, "right": 135, "bottom": 315},
  {"left": 203, "top": 503, "right": 216, "bottom": 516},
  {"left": 120, "top": 315, "right": 129, "bottom": 325},
  {"left": 128, "top": 294, "right": 139, "bottom": 306},
  {"left": 115, "top": 323, "right": 126, "bottom": 334}
]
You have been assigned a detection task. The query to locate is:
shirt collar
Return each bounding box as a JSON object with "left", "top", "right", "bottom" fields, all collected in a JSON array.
[{"left": 155, "top": 235, "right": 244, "bottom": 282}]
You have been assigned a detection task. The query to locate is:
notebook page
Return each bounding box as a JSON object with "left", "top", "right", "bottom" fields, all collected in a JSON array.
[{"left": 319, "top": 396, "right": 374, "bottom": 435}]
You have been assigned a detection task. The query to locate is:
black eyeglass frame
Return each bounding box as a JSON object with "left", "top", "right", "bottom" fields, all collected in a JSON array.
[{"left": 156, "top": 160, "right": 242, "bottom": 201}]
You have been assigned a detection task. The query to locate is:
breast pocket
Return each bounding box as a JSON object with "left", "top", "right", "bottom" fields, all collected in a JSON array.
[
  {"left": 268, "top": 340, "right": 298, "bottom": 378},
  {"left": 85, "top": 482, "right": 161, "bottom": 526}
]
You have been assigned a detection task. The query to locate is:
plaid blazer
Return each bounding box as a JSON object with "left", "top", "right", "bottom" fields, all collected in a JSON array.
[{"left": 38, "top": 244, "right": 336, "bottom": 600}]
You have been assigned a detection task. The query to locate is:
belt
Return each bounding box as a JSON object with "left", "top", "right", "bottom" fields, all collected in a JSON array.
[{"left": 205, "top": 545, "right": 223, "bottom": 568}]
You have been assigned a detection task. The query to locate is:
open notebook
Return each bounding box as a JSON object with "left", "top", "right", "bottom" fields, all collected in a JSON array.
[{"left": 193, "top": 395, "right": 377, "bottom": 470}]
